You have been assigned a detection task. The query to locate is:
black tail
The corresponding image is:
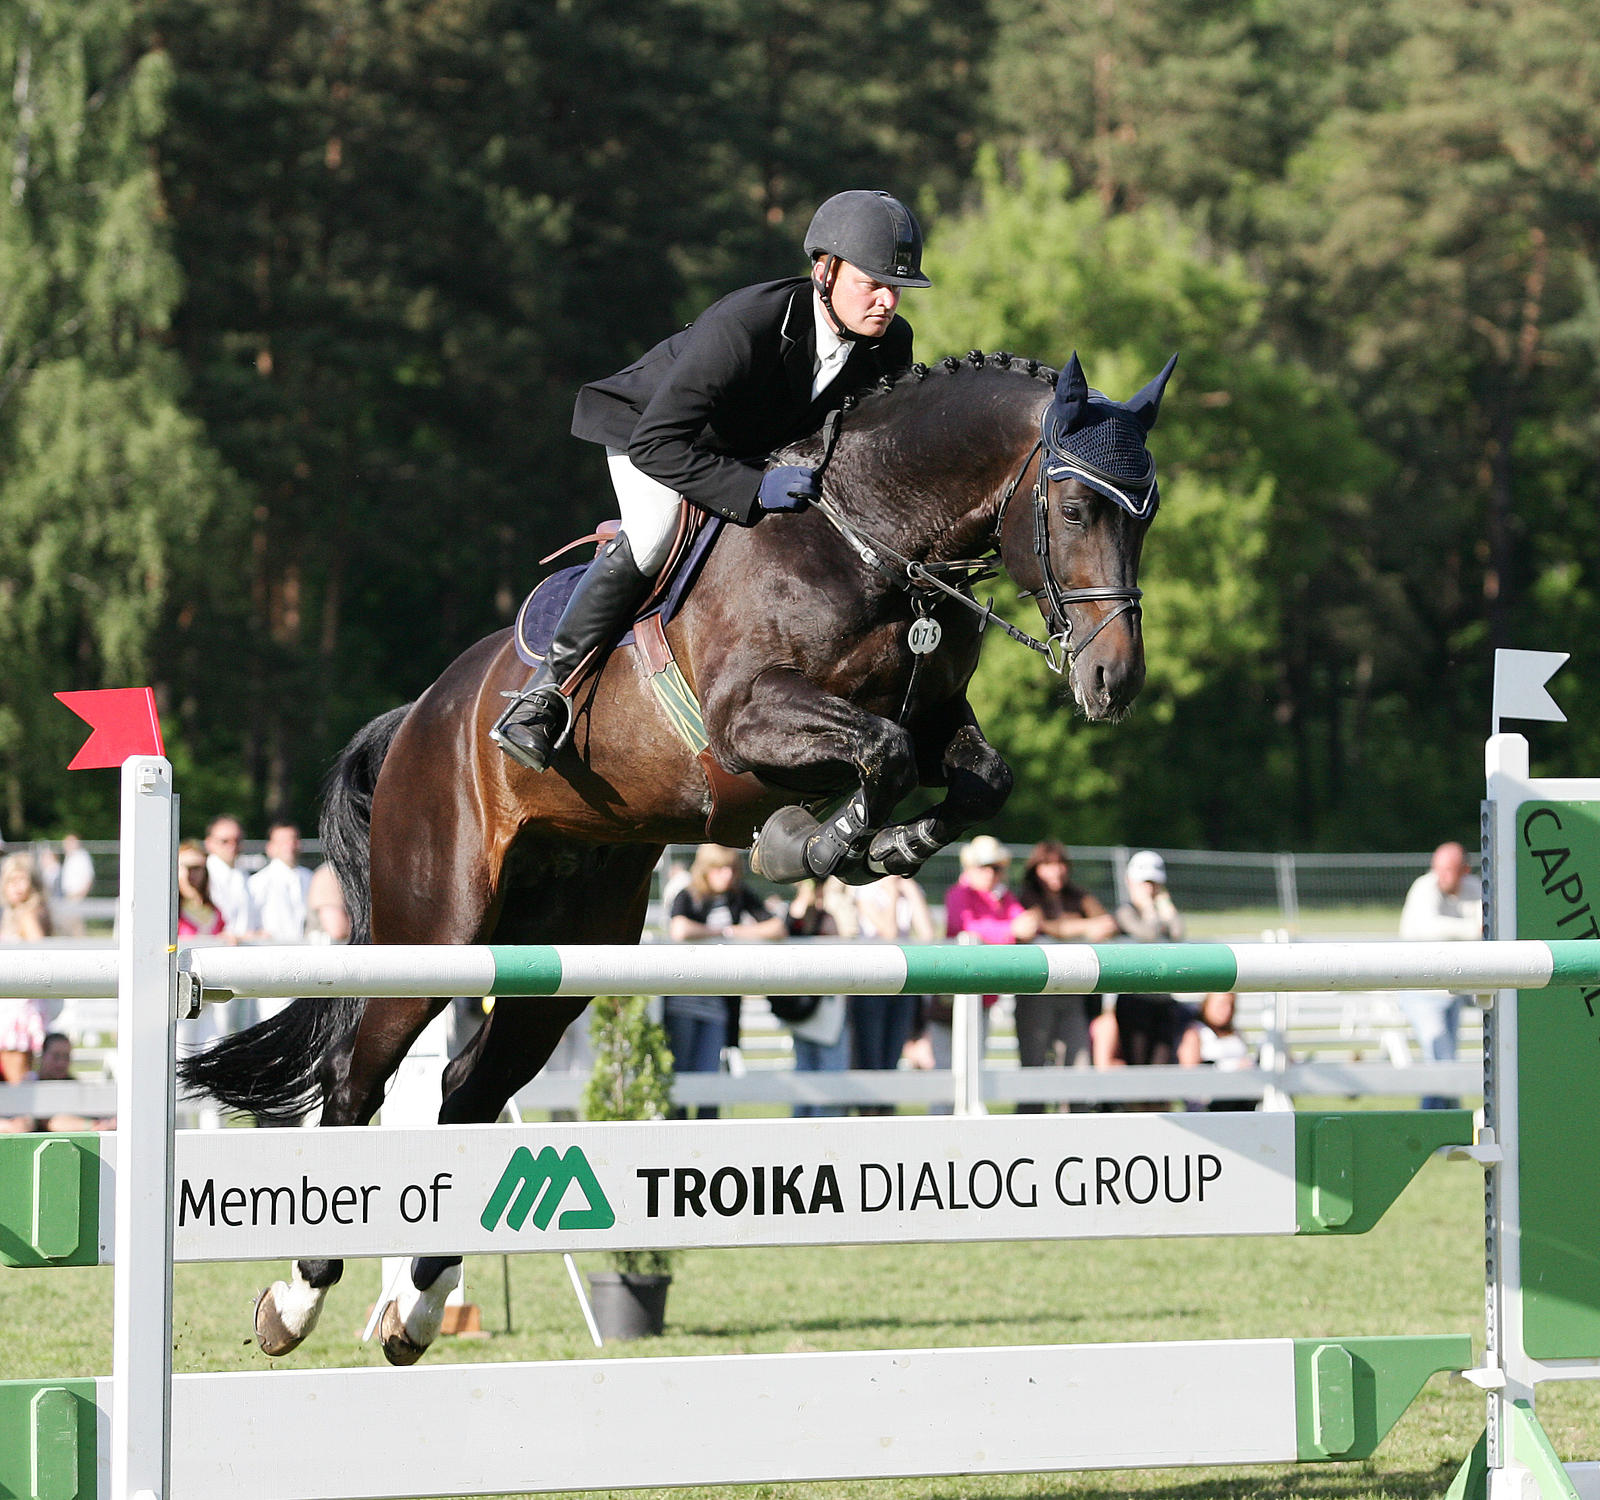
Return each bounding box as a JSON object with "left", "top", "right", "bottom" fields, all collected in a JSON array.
[{"left": 177, "top": 705, "right": 413, "bottom": 1125}]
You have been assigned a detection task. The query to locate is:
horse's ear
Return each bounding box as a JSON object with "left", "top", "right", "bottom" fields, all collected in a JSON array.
[
  {"left": 1126, "top": 353, "right": 1179, "bottom": 432},
  {"left": 1053, "top": 352, "right": 1092, "bottom": 431}
]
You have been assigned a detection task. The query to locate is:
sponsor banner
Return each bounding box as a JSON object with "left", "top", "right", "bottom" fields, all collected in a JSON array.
[
  {"left": 1515, "top": 798, "right": 1600, "bottom": 1360},
  {"left": 163, "top": 1114, "right": 1298, "bottom": 1262}
]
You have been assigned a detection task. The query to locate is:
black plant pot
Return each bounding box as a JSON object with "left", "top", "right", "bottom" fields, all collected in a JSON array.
[{"left": 586, "top": 1271, "right": 671, "bottom": 1341}]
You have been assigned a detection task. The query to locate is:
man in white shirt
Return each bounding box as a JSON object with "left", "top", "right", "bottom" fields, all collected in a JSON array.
[
  {"left": 58, "top": 835, "right": 95, "bottom": 902},
  {"left": 204, "top": 815, "right": 262, "bottom": 937},
  {"left": 1398, "top": 841, "right": 1483, "bottom": 1109},
  {"left": 248, "top": 823, "right": 313, "bottom": 943}
]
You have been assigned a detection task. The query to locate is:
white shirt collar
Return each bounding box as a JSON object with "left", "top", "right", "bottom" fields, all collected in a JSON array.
[
  {"left": 811, "top": 292, "right": 850, "bottom": 397},
  {"left": 815, "top": 292, "right": 851, "bottom": 361}
]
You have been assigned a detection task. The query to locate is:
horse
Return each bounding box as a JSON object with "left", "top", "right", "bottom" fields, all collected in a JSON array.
[{"left": 179, "top": 346, "right": 1177, "bottom": 1365}]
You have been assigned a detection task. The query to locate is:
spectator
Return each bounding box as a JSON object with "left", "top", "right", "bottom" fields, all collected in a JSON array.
[
  {"left": 931, "top": 836, "right": 1038, "bottom": 1112},
  {"left": 0, "top": 852, "right": 51, "bottom": 942},
  {"left": 1093, "top": 850, "right": 1189, "bottom": 1098},
  {"left": 249, "top": 822, "right": 313, "bottom": 943},
  {"left": 0, "top": 853, "right": 56, "bottom": 1084},
  {"left": 0, "top": 1032, "right": 115, "bottom": 1134},
  {"left": 851, "top": 873, "right": 935, "bottom": 1114},
  {"left": 306, "top": 862, "right": 351, "bottom": 943},
  {"left": 1398, "top": 840, "right": 1482, "bottom": 1109},
  {"left": 57, "top": 835, "right": 96, "bottom": 902},
  {"left": 175, "top": 842, "right": 232, "bottom": 1055},
  {"left": 1014, "top": 841, "right": 1119, "bottom": 1113},
  {"left": 783, "top": 878, "right": 858, "bottom": 1117},
  {"left": 666, "top": 845, "right": 785, "bottom": 1118},
  {"left": 204, "top": 815, "right": 263, "bottom": 937},
  {"left": 659, "top": 857, "right": 692, "bottom": 912},
  {"left": 177, "top": 841, "right": 230, "bottom": 938},
  {"left": 1178, "top": 991, "right": 1257, "bottom": 1111},
  {"left": 1115, "top": 849, "right": 1186, "bottom": 942},
  {"left": 49, "top": 834, "right": 96, "bottom": 936}
]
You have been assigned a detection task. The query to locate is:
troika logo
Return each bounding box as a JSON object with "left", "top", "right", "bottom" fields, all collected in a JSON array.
[{"left": 481, "top": 1146, "right": 615, "bottom": 1233}]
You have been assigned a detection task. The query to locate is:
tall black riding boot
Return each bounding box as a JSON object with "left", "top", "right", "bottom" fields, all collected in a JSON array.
[{"left": 491, "top": 533, "right": 653, "bottom": 771}]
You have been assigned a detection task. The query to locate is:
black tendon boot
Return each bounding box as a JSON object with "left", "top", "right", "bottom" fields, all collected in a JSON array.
[{"left": 491, "top": 533, "right": 653, "bottom": 771}]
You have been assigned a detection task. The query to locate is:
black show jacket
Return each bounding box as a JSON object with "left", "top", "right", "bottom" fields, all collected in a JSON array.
[{"left": 571, "top": 277, "right": 913, "bottom": 525}]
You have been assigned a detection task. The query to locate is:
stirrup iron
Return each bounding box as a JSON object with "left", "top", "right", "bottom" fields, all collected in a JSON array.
[{"left": 490, "top": 685, "right": 574, "bottom": 771}]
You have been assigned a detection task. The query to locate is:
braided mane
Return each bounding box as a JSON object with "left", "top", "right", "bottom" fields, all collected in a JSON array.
[{"left": 841, "top": 350, "right": 1060, "bottom": 417}]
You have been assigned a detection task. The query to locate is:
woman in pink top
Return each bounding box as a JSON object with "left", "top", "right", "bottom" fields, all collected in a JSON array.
[
  {"left": 920, "top": 836, "right": 1038, "bottom": 1111},
  {"left": 176, "top": 842, "right": 230, "bottom": 939},
  {"left": 945, "top": 834, "right": 1039, "bottom": 957}
]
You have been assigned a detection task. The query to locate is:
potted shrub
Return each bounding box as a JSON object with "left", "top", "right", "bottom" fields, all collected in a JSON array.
[{"left": 581, "top": 994, "right": 675, "bottom": 1339}]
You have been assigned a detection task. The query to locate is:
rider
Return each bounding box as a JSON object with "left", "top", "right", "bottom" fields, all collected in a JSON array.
[{"left": 491, "top": 189, "right": 932, "bottom": 771}]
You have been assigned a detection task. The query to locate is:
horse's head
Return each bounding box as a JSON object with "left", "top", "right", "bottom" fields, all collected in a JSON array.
[{"left": 1000, "top": 350, "right": 1177, "bottom": 721}]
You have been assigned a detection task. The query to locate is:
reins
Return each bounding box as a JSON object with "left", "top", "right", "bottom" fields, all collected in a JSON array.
[{"left": 808, "top": 405, "right": 1143, "bottom": 682}]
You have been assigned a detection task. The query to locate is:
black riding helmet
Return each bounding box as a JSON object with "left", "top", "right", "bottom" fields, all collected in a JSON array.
[{"left": 804, "top": 190, "right": 932, "bottom": 289}]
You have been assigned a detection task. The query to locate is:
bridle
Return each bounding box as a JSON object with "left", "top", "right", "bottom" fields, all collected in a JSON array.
[{"left": 810, "top": 403, "right": 1148, "bottom": 678}]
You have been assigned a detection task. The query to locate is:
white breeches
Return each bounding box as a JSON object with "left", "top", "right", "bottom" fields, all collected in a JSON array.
[{"left": 607, "top": 448, "right": 682, "bottom": 574}]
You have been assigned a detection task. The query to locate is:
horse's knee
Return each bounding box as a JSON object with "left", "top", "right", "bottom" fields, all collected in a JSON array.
[
  {"left": 860, "top": 720, "right": 919, "bottom": 813},
  {"left": 946, "top": 729, "right": 1013, "bottom": 815}
]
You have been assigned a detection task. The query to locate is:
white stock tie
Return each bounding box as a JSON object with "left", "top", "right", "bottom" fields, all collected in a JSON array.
[{"left": 812, "top": 343, "right": 850, "bottom": 400}]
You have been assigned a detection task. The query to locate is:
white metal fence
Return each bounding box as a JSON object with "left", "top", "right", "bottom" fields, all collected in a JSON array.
[{"left": 15, "top": 837, "right": 1458, "bottom": 935}]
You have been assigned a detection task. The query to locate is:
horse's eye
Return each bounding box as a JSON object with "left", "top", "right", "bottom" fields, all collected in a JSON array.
[{"left": 1060, "top": 502, "right": 1084, "bottom": 525}]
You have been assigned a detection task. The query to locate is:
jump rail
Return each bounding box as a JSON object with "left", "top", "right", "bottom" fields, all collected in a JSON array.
[{"left": 2, "top": 937, "right": 1597, "bottom": 1001}]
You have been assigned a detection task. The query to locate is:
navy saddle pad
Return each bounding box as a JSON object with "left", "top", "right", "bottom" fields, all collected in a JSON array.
[{"left": 513, "top": 516, "right": 724, "bottom": 666}]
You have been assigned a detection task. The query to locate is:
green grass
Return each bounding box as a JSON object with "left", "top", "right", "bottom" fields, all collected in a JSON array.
[
  {"left": 1183, "top": 906, "right": 1400, "bottom": 939},
  {"left": 7, "top": 1146, "right": 1595, "bottom": 1500}
]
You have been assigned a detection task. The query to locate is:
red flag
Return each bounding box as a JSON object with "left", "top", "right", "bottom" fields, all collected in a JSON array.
[{"left": 55, "top": 688, "right": 165, "bottom": 769}]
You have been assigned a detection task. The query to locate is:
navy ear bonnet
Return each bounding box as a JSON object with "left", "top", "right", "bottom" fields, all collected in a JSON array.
[{"left": 1042, "top": 351, "right": 1178, "bottom": 520}]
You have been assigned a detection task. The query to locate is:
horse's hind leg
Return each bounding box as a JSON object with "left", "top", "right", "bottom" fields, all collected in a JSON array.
[
  {"left": 375, "top": 992, "right": 590, "bottom": 1366},
  {"left": 254, "top": 994, "right": 454, "bottom": 1357},
  {"left": 375, "top": 850, "right": 658, "bottom": 1365}
]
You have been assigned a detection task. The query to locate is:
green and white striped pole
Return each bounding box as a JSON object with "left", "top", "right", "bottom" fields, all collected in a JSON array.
[{"left": 155, "top": 936, "right": 1600, "bottom": 1001}]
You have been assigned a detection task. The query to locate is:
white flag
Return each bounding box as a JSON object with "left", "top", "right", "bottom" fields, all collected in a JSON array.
[{"left": 1493, "top": 649, "right": 1569, "bottom": 729}]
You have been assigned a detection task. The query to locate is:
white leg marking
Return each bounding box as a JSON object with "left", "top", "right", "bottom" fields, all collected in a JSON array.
[
  {"left": 395, "top": 1261, "right": 462, "bottom": 1348},
  {"left": 274, "top": 1266, "right": 329, "bottom": 1340}
]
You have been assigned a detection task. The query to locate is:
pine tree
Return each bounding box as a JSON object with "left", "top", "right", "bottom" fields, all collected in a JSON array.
[{"left": 0, "top": 0, "right": 231, "bottom": 833}]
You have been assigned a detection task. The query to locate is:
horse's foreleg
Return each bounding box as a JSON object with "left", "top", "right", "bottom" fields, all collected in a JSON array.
[
  {"left": 725, "top": 667, "right": 918, "bottom": 883},
  {"left": 254, "top": 995, "right": 453, "bottom": 1358},
  {"left": 865, "top": 701, "right": 1013, "bottom": 878}
]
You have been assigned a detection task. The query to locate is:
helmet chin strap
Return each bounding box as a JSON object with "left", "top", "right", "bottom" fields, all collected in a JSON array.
[{"left": 813, "top": 255, "right": 864, "bottom": 343}]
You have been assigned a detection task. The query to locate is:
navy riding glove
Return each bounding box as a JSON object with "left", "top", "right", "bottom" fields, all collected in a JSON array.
[{"left": 757, "top": 465, "right": 819, "bottom": 512}]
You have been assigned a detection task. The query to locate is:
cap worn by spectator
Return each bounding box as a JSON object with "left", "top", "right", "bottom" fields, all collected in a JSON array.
[
  {"left": 1126, "top": 850, "right": 1167, "bottom": 885},
  {"left": 961, "top": 834, "right": 1013, "bottom": 870}
]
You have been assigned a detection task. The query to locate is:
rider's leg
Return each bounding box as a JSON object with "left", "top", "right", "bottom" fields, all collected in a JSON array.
[
  {"left": 606, "top": 449, "right": 686, "bottom": 576},
  {"left": 492, "top": 452, "right": 678, "bottom": 771}
]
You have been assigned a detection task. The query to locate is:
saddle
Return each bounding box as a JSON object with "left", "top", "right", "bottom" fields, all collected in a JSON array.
[
  {"left": 512, "top": 503, "right": 767, "bottom": 843},
  {"left": 512, "top": 504, "right": 720, "bottom": 669}
]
